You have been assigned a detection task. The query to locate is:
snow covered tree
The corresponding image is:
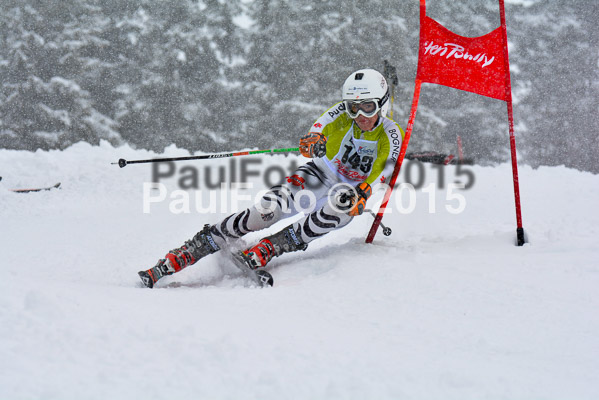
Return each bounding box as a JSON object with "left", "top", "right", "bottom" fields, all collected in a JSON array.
[
  {"left": 0, "top": 2, "right": 121, "bottom": 150},
  {"left": 510, "top": 0, "right": 599, "bottom": 173},
  {"left": 0, "top": 0, "right": 596, "bottom": 173}
]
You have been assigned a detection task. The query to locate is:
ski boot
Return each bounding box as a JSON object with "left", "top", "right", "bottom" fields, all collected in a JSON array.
[
  {"left": 242, "top": 224, "right": 308, "bottom": 269},
  {"left": 138, "top": 224, "right": 222, "bottom": 288}
]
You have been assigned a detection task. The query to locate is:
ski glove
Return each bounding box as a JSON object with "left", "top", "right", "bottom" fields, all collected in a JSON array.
[
  {"left": 338, "top": 182, "right": 372, "bottom": 217},
  {"left": 299, "top": 132, "right": 327, "bottom": 158}
]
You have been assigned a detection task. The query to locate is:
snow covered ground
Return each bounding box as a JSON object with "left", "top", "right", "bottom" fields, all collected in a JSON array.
[{"left": 1, "top": 142, "right": 598, "bottom": 399}]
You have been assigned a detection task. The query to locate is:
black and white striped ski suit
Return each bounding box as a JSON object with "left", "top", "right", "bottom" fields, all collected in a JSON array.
[{"left": 212, "top": 161, "right": 355, "bottom": 246}]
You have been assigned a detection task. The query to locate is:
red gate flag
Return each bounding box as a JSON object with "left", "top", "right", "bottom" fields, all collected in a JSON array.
[
  {"left": 417, "top": 15, "right": 508, "bottom": 101},
  {"left": 367, "top": 0, "right": 525, "bottom": 246}
]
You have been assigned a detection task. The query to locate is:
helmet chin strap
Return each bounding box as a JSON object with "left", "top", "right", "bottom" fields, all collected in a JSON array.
[
  {"left": 374, "top": 114, "right": 380, "bottom": 126},
  {"left": 370, "top": 115, "right": 381, "bottom": 130}
]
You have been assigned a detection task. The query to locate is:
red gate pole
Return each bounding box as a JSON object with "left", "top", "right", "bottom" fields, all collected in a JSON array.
[{"left": 499, "top": 0, "right": 526, "bottom": 246}]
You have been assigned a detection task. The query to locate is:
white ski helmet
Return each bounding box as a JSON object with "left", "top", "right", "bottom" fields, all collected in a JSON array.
[{"left": 342, "top": 69, "right": 390, "bottom": 118}]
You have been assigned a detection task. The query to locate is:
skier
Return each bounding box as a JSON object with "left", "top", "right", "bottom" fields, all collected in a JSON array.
[{"left": 139, "top": 68, "right": 405, "bottom": 288}]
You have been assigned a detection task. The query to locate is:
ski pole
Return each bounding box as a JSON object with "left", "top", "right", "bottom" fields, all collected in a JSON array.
[
  {"left": 112, "top": 147, "right": 300, "bottom": 168},
  {"left": 366, "top": 210, "right": 392, "bottom": 236}
]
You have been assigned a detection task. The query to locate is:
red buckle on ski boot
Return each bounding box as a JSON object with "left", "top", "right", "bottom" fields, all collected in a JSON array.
[{"left": 244, "top": 239, "right": 275, "bottom": 269}]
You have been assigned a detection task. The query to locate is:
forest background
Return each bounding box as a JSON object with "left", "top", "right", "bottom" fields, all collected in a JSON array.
[{"left": 1, "top": 0, "right": 597, "bottom": 173}]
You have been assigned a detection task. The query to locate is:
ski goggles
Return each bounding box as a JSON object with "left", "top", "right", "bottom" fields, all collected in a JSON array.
[{"left": 344, "top": 99, "right": 380, "bottom": 119}]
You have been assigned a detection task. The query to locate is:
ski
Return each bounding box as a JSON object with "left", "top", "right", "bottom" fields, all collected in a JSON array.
[
  {"left": 138, "top": 270, "right": 156, "bottom": 289},
  {"left": 230, "top": 251, "right": 274, "bottom": 287},
  {"left": 10, "top": 182, "right": 61, "bottom": 193},
  {"left": 137, "top": 251, "right": 274, "bottom": 289}
]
